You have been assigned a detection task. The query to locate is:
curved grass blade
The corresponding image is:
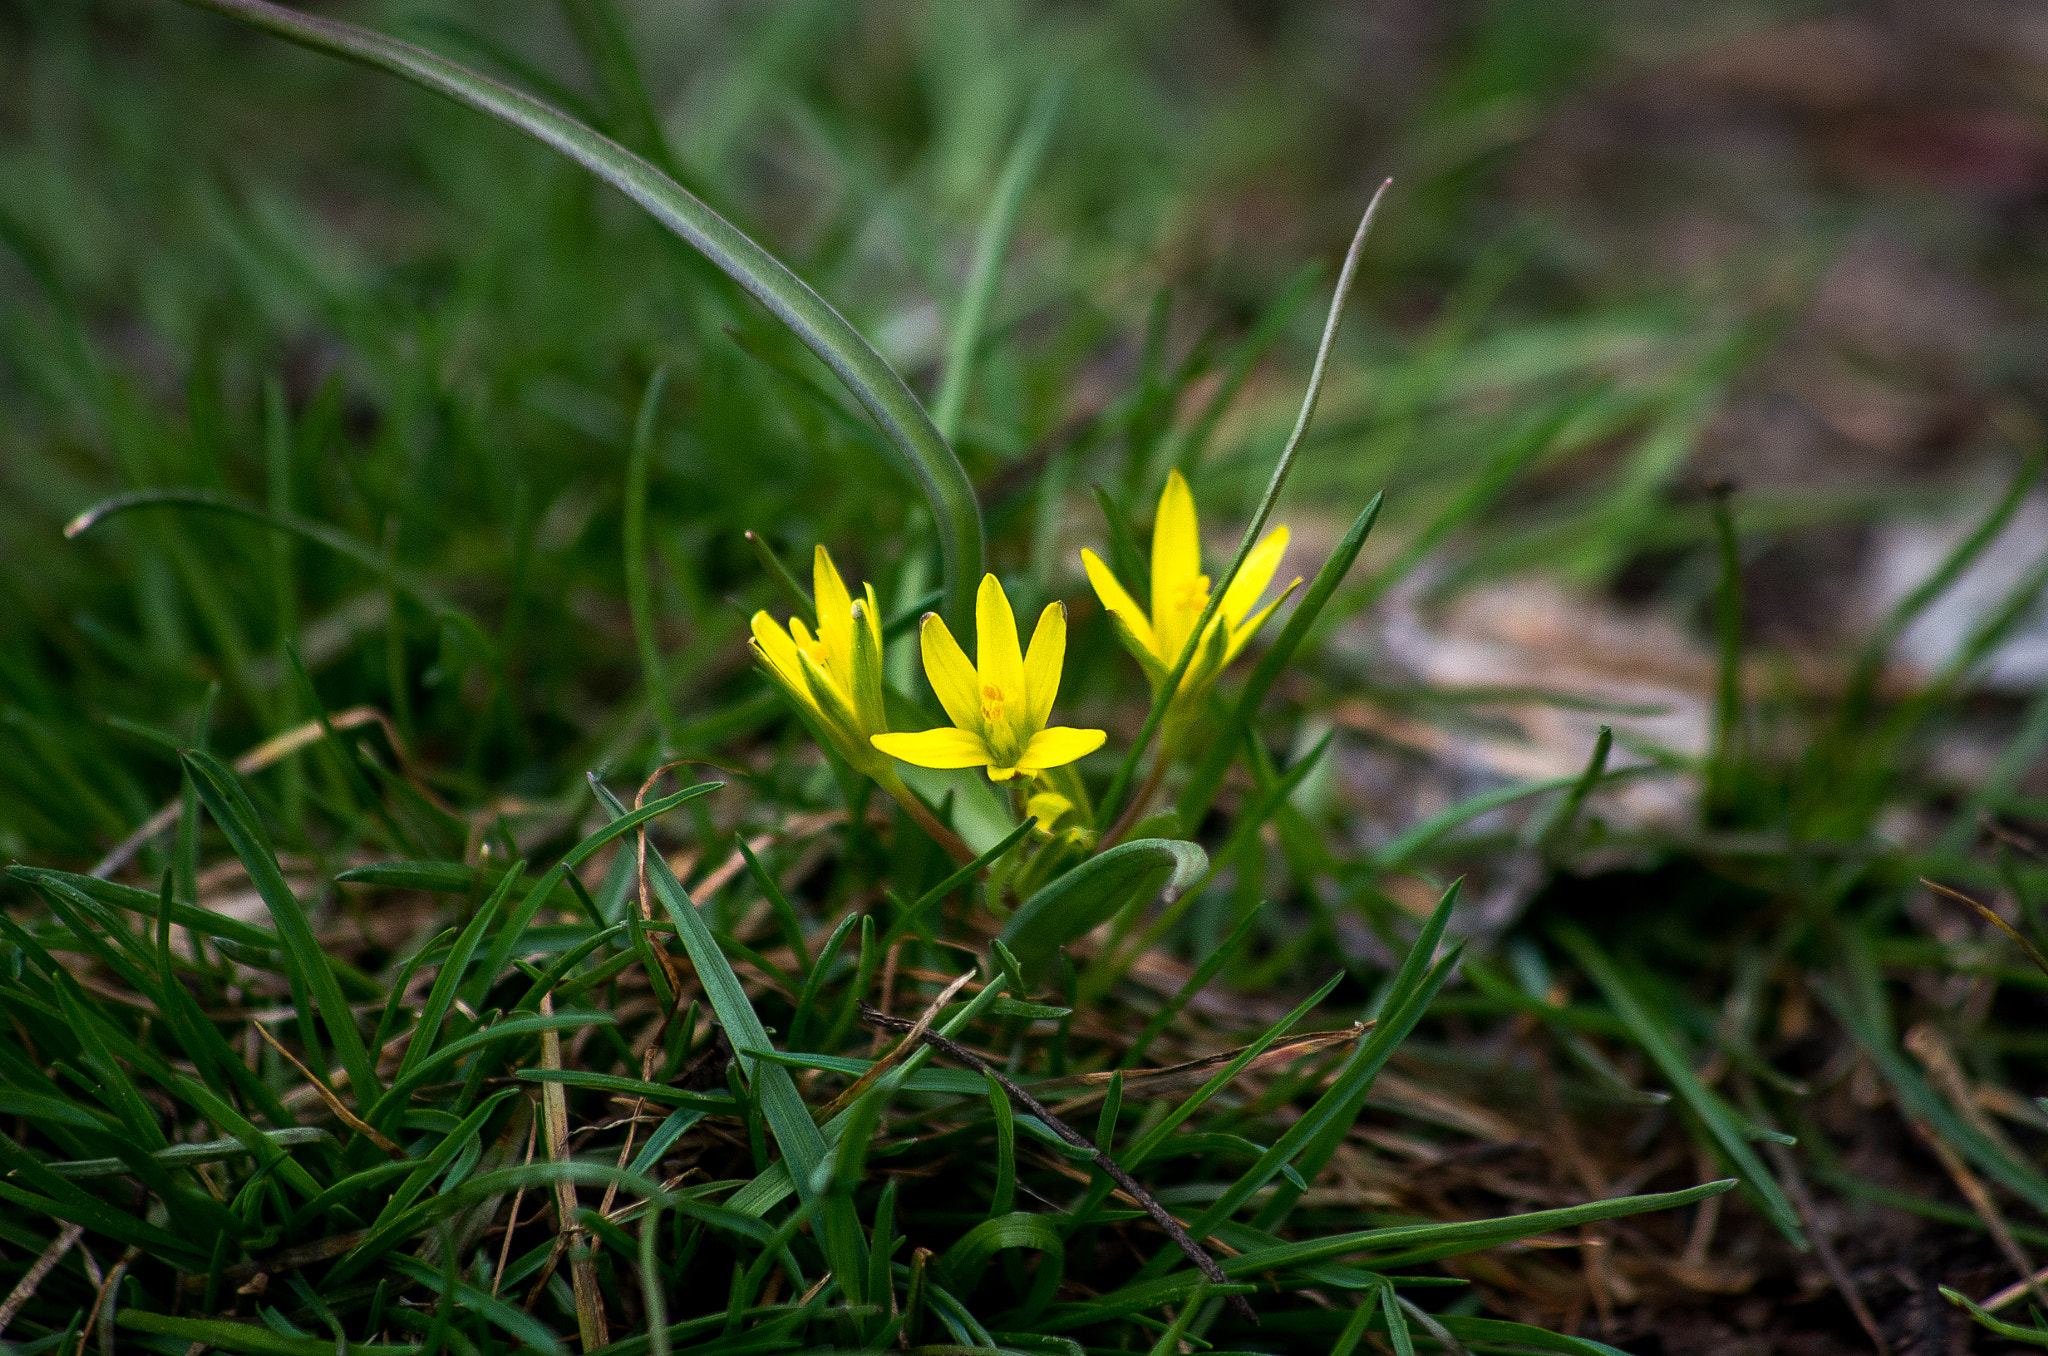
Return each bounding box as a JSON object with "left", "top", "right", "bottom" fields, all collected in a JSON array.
[
  {"left": 625, "top": 367, "right": 677, "bottom": 746},
  {"left": 1097, "top": 181, "right": 1389, "bottom": 829},
  {"left": 469, "top": 779, "right": 720, "bottom": 1006},
  {"left": 66, "top": 488, "right": 458, "bottom": 619},
  {"left": 170, "top": 0, "right": 985, "bottom": 632},
  {"left": 932, "top": 73, "right": 1066, "bottom": 443}
]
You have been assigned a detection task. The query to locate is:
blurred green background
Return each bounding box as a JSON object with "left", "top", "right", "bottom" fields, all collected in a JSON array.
[{"left": 2, "top": 0, "right": 2041, "bottom": 862}]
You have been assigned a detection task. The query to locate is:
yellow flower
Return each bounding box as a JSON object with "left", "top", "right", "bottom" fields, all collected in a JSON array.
[
  {"left": 1081, "top": 469, "right": 1299, "bottom": 735},
  {"left": 871, "top": 574, "right": 1106, "bottom": 783},
  {"left": 749, "top": 545, "right": 893, "bottom": 779}
]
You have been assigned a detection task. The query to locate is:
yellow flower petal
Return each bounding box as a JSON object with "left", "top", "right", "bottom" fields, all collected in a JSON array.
[
  {"left": 975, "top": 574, "right": 1029, "bottom": 762},
  {"left": 1155, "top": 473, "right": 1196, "bottom": 622},
  {"left": 750, "top": 611, "right": 806, "bottom": 693},
  {"left": 1219, "top": 525, "right": 1289, "bottom": 630},
  {"left": 1082, "top": 549, "right": 1157, "bottom": 657},
  {"left": 1025, "top": 789, "right": 1073, "bottom": 829},
  {"left": 1015, "top": 726, "right": 1107, "bottom": 771},
  {"left": 1226, "top": 575, "right": 1301, "bottom": 663},
  {"left": 919, "top": 613, "right": 983, "bottom": 736},
  {"left": 813, "top": 544, "right": 855, "bottom": 688},
  {"left": 1151, "top": 470, "right": 1203, "bottom": 654},
  {"left": 1022, "top": 601, "right": 1065, "bottom": 733},
  {"left": 871, "top": 727, "right": 992, "bottom": 770}
]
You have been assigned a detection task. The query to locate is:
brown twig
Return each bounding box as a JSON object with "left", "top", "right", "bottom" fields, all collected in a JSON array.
[
  {"left": 492, "top": 1102, "right": 541, "bottom": 1298},
  {"left": 1922, "top": 878, "right": 2048, "bottom": 981},
  {"left": 253, "top": 1022, "right": 405, "bottom": 1159},
  {"left": 537, "top": 993, "right": 606, "bottom": 1349},
  {"left": 1912, "top": 1118, "right": 2048, "bottom": 1315},
  {"left": 1758, "top": 1135, "right": 1889, "bottom": 1356},
  {"left": 816, "top": 971, "right": 977, "bottom": 1124},
  {"left": 0, "top": 1222, "right": 84, "bottom": 1337},
  {"left": 75, "top": 1247, "right": 138, "bottom": 1356},
  {"left": 858, "top": 1003, "right": 1257, "bottom": 1325},
  {"left": 1101, "top": 754, "right": 1170, "bottom": 850}
]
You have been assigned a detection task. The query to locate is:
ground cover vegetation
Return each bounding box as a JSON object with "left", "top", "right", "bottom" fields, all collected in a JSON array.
[{"left": 4, "top": 2, "right": 2048, "bottom": 1353}]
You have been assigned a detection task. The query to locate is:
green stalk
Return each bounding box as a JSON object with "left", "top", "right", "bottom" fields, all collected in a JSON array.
[
  {"left": 169, "top": 0, "right": 985, "bottom": 634},
  {"left": 932, "top": 73, "right": 1067, "bottom": 443},
  {"left": 625, "top": 368, "right": 678, "bottom": 748},
  {"left": 1095, "top": 180, "right": 1389, "bottom": 830}
]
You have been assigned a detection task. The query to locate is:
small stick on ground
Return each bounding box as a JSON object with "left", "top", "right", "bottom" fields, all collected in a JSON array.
[
  {"left": 1912, "top": 1119, "right": 2048, "bottom": 1316},
  {"left": 859, "top": 1002, "right": 1257, "bottom": 1325},
  {"left": 537, "top": 993, "right": 607, "bottom": 1350},
  {"left": 1760, "top": 1138, "right": 1889, "bottom": 1356},
  {"left": 492, "top": 1102, "right": 540, "bottom": 1298},
  {"left": 0, "top": 1222, "right": 84, "bottom": 1337},
  {"left": 254, "top": 1022, "right": 404, "bottom": 1159},
  {"left": 75, "top": 1246, "right": 139, "bottom": 1356}
]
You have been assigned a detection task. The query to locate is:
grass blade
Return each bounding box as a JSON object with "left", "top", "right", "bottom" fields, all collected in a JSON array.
[
  {"left": 932, "top": 73, "right": 1066, "bottom": 443},
  {"left": 1553, "top": 924, "right": 1806, "bottom": 1244},
  {"left": 183, "top": 747, "right": 380, "bottom": 1101},
  {"left": 589, "top": 776, "right": 870, "bottom": 1304},
  {"left": 169, "top": 0, "right": 985, "bottom": 633},
  {"left": 1178, "top": 493, "right": 1382, "bottom": 825}
]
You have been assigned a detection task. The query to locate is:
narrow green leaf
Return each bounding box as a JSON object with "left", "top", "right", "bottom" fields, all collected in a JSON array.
[
  {"left": 933, "top": 72, "right": 1066, "bottom": 442},
  {"left": 119, "top": 1313, "right": 420, "bottom": 1356},
  {"left": 1096, "top": 183, "right": 1388, "bottom": 829},
  {"left": 590, "top": 776, "right": 870, "bottom": 1303},
  {"left": 183, "top": 748, "right": 379, "bottom": 1100},
  {"left": 171, "top": 0, "right": 985, "bottom": 631},
  {"left": 1178, "top": 493, "right": 1383, "bottom": 824},
  {"left": 1555, "top": 924, "right": 1806, "bottom": 1245}
]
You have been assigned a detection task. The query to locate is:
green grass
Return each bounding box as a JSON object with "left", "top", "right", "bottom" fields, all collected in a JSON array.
[{"left": 5, "top": 1, "right": 2048, "bottom": 1353}]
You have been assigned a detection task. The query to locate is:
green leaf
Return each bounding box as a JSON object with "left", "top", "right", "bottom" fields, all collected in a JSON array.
[
  {"left": 999, "top": 838, "right": 1206, "bottom": 982},
  {"left": 589, "top": 776, "right": 871, "bottom": 1305},
  {"left": 396, "top": 860, "right": 524, "bottom": 1084},
  {"left": 365, "top": 1010, "right": 617, "bottom": 1126},
  {"left": 470, "top": 779, "right": 720, "bottom": 1005},
  {"left": 183, "top": 748, "right": 380, "bottom": 1102},
  {"left": 333, "top": 860, "right": 530, "bottom": 894},
  {"left": 940, "top": 1214, "right": 1067, "bottom": 1322},
  {"left": 1554, "top": 924, "right": 1807, "bottom": 1246},
  {"left": 933, "top": 72, "right": 1066, "bottom": 443},
  {"left": 171, "top": 0, "right": 984, "bottom": 634},
  {"left": 1094, "top": 184, "right": 1387, "bottom": 830},
  {"left": 6, "top": 865, "right": 282, "bottom": 949},
  {"left": 119, "top": 1313, "right": 421, "bottom": 1356},
  {"left": 1178, "top": 492, "right": 1382, "bottom": 824},
  {"left": 514, "top": 1069, "right": 736, "bottom": 1114},
  {"left": 387, "top": 1249, "right": 567, "bottom": 1356},
  {"left": 1942, "top": 1286, "right": 2048, "bottom": 1346}
]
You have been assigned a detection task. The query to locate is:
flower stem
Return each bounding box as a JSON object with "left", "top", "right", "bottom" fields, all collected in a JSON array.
[
  {"left": 1102, "top": 755, "right": 1170, "bottom": 849},
  {"left": 879, "top": 772, "right": 975, "bottom": 864}
]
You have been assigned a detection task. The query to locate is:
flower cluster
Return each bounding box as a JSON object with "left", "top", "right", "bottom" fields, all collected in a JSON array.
[{"left": 748, "top": 474, "right": 1291, "bottom": 833}]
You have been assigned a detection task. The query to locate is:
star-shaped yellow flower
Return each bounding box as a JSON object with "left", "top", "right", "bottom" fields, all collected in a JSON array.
[
  {"left": 1081, "top": 470, "right": 1299, "bottom": 739},
  {"left": 872, "top": 574, "right": 1106, "bottom": 782},
  {"left": 749, "top": 545, "right": 892, "bottom": 779}
]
